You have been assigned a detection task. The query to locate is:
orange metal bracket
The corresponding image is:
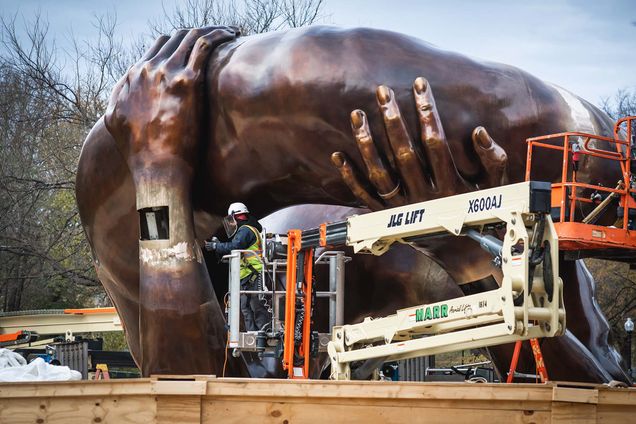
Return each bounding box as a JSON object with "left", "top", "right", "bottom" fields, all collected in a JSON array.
[{"left": 319, "top": 223, "right": 327, "bottom": 247}]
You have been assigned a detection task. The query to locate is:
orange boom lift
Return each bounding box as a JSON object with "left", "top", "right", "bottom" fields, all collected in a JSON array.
[{"left": 526, "top": 116, "right": 636, "bottom": 258}]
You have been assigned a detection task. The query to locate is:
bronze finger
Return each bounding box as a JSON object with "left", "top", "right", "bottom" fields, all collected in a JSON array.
[
  {"left": 376, "top": 85, "right": 430, "bottom": 201},
  {"left": 168, "top": 26, "right": 234, "bottom": 67},
  {"left": 351, "top": 109, "right": 404, "bottom": 206},
  {"left": 104, "top": 73, "right": 130, "bottom": 136},
  {"left": 149, "top": 29, "right": 189, "bottom": 64},
  {"left": 472, "top": 126, "right": 508, "bottom": 187},
  {"left": 331, "top": 152, "right": 383, "bottom": 210},
  {"left": 413, "top": 77, "right": 460, "bottom": 196},
  {"left": 186, "top": 29, "right": 236, "bottom": 73},
  {"left": 140, "top": 35, "right": 170, "bottom": 61},
  {"left": 108, "top": 73, "right": 127, "bottom": 108}
]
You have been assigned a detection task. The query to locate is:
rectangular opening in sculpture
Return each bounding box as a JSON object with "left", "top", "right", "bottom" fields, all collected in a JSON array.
[{"left": 138, "top": 206, "right": 169, "bottom": 240}]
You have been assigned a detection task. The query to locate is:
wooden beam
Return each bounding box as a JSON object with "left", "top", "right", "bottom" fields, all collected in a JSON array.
[{"left": 0, "top": 378, "right": 634, "bottom": 424}]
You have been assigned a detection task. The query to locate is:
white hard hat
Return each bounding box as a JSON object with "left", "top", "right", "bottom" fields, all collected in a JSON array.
[{"left": 227, "top": 202, "right": 249, "bottom": 216}]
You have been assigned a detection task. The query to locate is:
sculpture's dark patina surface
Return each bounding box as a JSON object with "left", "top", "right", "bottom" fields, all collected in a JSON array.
[{"left": 76, "top": 25, "right": 629, "bottom": 382}]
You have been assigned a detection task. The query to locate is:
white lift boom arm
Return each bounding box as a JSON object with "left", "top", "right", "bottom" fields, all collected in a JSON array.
[{"left": 318, "top": 181, "right": 565, "bottom": 380}]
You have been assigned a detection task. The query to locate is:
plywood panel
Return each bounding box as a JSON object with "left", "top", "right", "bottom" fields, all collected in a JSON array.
[
  {"left": 596, "top": 404, "right": 636, "bottom": 424},
  {"left": 550, "top": 402, "right": 597, "bottom": 424},
  {"left": 0, "top": 395, "right": 155, "bottom": 424},
  {"left": 552, "top": 387, "right": 598, "bottom": 404},
  {"left": 203, "top": 379, "right": 553, "bottom": 402},
  {"left": 157, "top": 396, "right": 201, "bottom": 424},
  {"left": 0, "top": 378, "right": 633, "bottom": 424},
  {"left": 0, "top": 379, "right": 151, "bottom": 398},
  {"left": 202, "top": 399, "right": 551, "bottom": 424}
]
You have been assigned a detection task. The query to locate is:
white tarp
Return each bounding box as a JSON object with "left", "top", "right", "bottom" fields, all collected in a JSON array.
[{"left": 0, "top": 348, "right": 82, "bottom": 382}]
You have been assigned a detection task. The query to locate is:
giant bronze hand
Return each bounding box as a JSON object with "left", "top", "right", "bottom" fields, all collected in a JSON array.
[
  {"left": 102, "top": 27, "right": 239, "bottom": 375},
  {"left": 332, "top": 77, "right": 507, "bottom": 210},
  {"left": 105, "top": 27, "right": 236, "bottom": 177}
]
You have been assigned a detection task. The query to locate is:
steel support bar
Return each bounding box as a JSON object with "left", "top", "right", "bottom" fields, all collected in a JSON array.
[
  {"left": 335, "top": 252, "right": 345, "bottom": 326},
  {"left": 0, "top": 309, "right": 122, "bottom": 337},
  {"left": 228, "top": 251, "right": 241, "bottom": 348},
  {"left": 329, "top": 255, "right": 337, "bottom": 330}
]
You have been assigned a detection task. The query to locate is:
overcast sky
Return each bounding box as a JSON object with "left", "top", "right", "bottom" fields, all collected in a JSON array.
[{"left": 1, "top": 0, "right": 634, "bottom": 105}]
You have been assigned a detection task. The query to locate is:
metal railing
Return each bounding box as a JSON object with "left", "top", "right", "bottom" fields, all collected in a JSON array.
[
  {"left": 224, "top": 246, "right": 349, "bottom": 351},
  {"left": 525, "top": 116, "right": 636, "bottom": 229}
]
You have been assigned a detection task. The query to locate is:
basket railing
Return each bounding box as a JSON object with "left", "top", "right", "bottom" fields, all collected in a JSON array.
[{"left": 525, "top": 116, "right": 636, "bottom": 229}]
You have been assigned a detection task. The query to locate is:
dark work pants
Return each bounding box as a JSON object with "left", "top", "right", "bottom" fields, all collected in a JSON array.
[{"left": 240, "top": 273, "right": 271, "bottom": 331}]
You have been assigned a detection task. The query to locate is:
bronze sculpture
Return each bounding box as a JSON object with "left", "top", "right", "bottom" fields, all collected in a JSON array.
[{"left": 76, "top": 25, "right": 630, "bottom": 382}]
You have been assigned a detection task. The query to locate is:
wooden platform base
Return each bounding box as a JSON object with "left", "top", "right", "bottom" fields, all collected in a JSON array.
[{"left": 0, "top": 376, "right": 634, "bottom": 423}]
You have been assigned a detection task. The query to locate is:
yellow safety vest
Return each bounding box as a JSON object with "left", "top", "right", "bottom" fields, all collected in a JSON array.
[{"left": 240, "top": 225, "right": 263, "bottom": 279}]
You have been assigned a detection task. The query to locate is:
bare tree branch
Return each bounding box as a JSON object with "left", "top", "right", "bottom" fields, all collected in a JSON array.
[
  {"left": 0, "top": 245, "right": 99, "bottom": 287},
  {"left": 148, "top": 0, "right": 325, "bottom": 36},
  {"left": 601, "top": 88, "right": 636, "bottom": 120},
  {"left": 281, "top": 0, "right": 323, "bottom": 27}
]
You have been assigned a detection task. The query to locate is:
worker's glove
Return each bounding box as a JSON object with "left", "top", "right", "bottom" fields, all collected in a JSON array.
[{"left": 204, "top": 237, "right": 220, "bottom": 251}]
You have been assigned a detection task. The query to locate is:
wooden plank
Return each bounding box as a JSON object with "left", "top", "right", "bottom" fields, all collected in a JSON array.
[
  {"left": 157, "top": 396, "right": 201, "bottom": 424},
  {"left": 596, "top": 388, "right": 636, "bottom": 424},
  {"left": 551, "top": 402, "right": 596, "bottom": 424},
  {"left": 152, "top": 380, "right": 207, "bottom": 395},
  {"left": 203, "top": 379, "right": 554, "bottom": 402},
  {"left": 552, "top": 387, "right": 598, "bottom": 404},
  {"left": 0, "top": 395, "right": 155, "bottom": 424},
  {"left": 596, "top": 404, "right": 636, "bottom": 424},
  {"left": 150, "top": 374, "right": 216, "bottom": 381},
  {"left": 215, "top": 397, "right": 552, "bottom": 412},
  {"left": 0, "top": 378, "right": 634, "bottom": 424},
  {"left": 0, "top": 377, "right": 555, "bottom": 403},
  {"left": 0, "top": 379, "right": 152, "bottom": 398},
  {"left": 597, "top": 387, "right": 636, "bottom": 405},
  {"left": 202, "top": 399, "right": 551, "bottom": 424}
]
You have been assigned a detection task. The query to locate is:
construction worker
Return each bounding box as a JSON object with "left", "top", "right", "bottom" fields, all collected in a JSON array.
[{"left": 205, "top": 202, "right": 271, "bottom": 331}]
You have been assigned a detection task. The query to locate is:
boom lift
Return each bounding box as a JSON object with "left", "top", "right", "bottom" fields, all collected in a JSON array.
[
  {"left": 276, "top": 181, "right": 564, "bottom": 380},
  {"left": 325, "top": 182, "right": 564, "bottom": 379}
]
